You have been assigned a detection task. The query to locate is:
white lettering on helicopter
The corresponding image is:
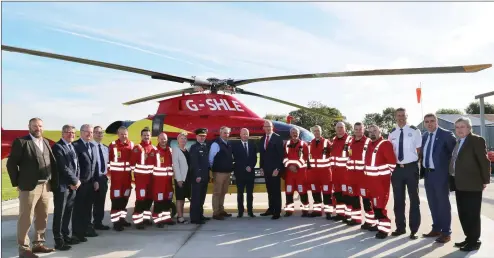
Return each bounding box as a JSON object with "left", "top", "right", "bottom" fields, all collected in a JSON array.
[{"left": 185, "top": 99, "right": 244, "bottom": 112}]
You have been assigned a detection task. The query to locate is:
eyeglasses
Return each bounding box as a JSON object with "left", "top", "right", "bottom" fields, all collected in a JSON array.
[{"left": 64, "top": 131, "right": 76, "bottom": 134}]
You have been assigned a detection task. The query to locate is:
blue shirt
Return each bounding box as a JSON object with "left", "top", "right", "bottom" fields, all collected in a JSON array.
[
  {"left": 92, "top": 141, "right": 109, "bottom": 175},
  {"left": 209, "top": 138, "right": 228, "bottom": 167}
]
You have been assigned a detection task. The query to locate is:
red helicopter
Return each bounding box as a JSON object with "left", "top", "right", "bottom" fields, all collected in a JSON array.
[{"left": 1, "top": 45, "right": 492, "bottom": 164}]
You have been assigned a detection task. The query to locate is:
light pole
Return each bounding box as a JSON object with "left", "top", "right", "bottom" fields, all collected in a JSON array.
[{"left": 475, "top": 91, "right": 494, "bottom": 147}]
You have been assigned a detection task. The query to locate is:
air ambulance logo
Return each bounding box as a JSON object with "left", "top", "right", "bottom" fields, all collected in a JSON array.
[
  {"left": 160, "top": 156, "right": 164, "bottom": 164},
  {"left": 117, "top": 151, "right": 121, "bottom": 159}
]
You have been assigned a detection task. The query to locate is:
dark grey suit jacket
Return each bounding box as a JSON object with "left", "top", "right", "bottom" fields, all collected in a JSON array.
[
  {"left": 6, "top": 135, "right": 59, "bottom": 191},
  {"left": 52, "top": 139, "right": 80, "bottom": 192},
  {"left": 452, "top": 133, "right": 491, "bottom": 191}
]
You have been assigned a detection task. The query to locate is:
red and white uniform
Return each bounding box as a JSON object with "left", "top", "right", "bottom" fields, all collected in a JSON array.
[
  {"left": 130, "top": 141, "right": 156, "bottom": 224},
  {"left": 329, "top": 133, "right": 352, "bottom": 217},
  {"left": 108, "top": 139, "right": 135, "bottom": 223},
  {"left": 307, "top": 138, "right": 332, "bottom": 214},
  {"left": 346, "top": 136, "right": 371, "bottom": 223},
  {"left": 283, "top": 139, "right": 309, "bottom": 212},
  {"left": 362, "top": 137, "right": 396, "bottom": 234},
  {"left": 151, "top": 145, "right": 174, "bottom": 223}
]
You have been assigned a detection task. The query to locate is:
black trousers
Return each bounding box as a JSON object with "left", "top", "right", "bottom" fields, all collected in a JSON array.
[
  {"left": 264, "top": 172, "right": 282, "bottom": 215},
  {"left": 52, "top": 188, "right": 76, "bottom": 240},
  {"left": 236, "top": 176, "right": 254, "bottom": 213},
  {"left": 72, "top": 182, "right": 94, "bottom": 237},
  {"left": 190, "top": 180, "right": 208, "bottom": 222},
  {"left": 456, "top": 190, "right": 482, "bottom": 244},
  {"left": 391, "top": 162, "right": 421, "bottom": 232},
  {"left": 92, "top": 175, "right": 108, "bottom": 226}
]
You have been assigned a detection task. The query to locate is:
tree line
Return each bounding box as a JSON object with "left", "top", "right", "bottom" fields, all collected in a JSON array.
[{"left": 265, "top": 101, "right": 494, "bottom": 138}]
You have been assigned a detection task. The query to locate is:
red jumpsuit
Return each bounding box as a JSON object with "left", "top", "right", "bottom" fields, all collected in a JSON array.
[
  {"left": 346, "top": 136, "right": 371, "bottom": 223},
  {"left": 108, "top": 139, "right": 135, "bottom": 226},
  {"left": 130, "top": 141, "right": 156, "bottom": 225},
  {"left": 151, "top": 145, "right": 174, "bottom": 224},
  {"left": 329, "top": 134, "right": 352, "bottom": 218},
  {"left": 307, "top": 138, "right": 332, "bottom": 216},
  {"left": 362, "top": 137, "right": 396, "bottom": 235},
  {"left": 283, "top": 139, "right": 310, "bottom": 215}
]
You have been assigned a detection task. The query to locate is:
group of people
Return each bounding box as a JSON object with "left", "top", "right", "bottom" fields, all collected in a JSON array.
[{"left": 6, "top": 106, "right": 491, "bottom": 258}]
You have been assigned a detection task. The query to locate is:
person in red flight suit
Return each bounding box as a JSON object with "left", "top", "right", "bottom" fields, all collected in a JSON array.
[
  {"left": 151, "top": 132, "right": 176, "bottom": 227},
  {"left": 129, "top": 127, "right": 156, "bottom": 229},
  {"left": 307, "top": 125, "right": 333, "bottom": 219},
  {"left": 346, "top": 122, "right": 374, "bottom": 226},
  {"left": 362, "top": 125, "right": 397, "bottom": 239},
  {"left": 108, "top": 126, "right": 135, "bottom": 231},
  {"left": 283, "top": 127, "right": 310, "bottom": 217},
  {"left": 329, "top": 122, "right": 352, "bottom": 221}
]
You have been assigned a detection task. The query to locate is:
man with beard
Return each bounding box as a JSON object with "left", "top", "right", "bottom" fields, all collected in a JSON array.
[
  {"left": 7, "top": 117, "right": 59, "bottom": 257},
  {"left": 362, "top": 125, "right": 397, "bottom": 239},
  {"left": 130, "top": 127, "right": 156, "bottom": 229}
]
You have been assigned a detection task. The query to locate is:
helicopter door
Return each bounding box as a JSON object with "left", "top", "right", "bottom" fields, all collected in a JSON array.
[{"left": 152, "top": 114, "right": 166, "bottom": 137}]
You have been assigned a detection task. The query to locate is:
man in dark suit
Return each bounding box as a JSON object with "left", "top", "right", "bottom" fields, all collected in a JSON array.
[
  {"left": 91, "top": 126, "right": 110, "bottom": 230},
  {"left": 52, "top": 125, "right": 81, "bottom": 251},
  {"left": 232, "top": 128, "right": 258, "bottom": 218},
  {"left": 71, "top": 124, "right": 100, "bottom": 242},
  {"left": 7, "top": 117, "right": 58, "bottom": 258},
  {"left": 189, "top": 128, "right": 212, "bottom": 224},
  {"left": 420, "top": 114, "right": 456, "bottom": 243},
  {"left": 449, "top": 117, "right": 491, "bottom": 252},
  {"left": 259, "top": 120, "right": 284, "bottom": 220}
]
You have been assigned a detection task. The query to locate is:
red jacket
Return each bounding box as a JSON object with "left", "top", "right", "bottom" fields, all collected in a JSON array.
[
  {"left": 152, "top": 145, "right": 173, "bottom": 177},
  {"left": 330, "top": 133, "right": 352, "bottom": 169},
  {"left": 308, "top": 138, "right": 331, "bottom": 168},
  {"left": 283, "top": 139, "right": 309, "bottom": 169},
  {"left": 108, "top": 139, "right": 135, "bottom": 176},
  {"left": 347, "top": 136, "right": 371, "bottom": 171},
  {"left": 130, "top": 141, "right": 157, "bottom": 174},
  {"left": 363, "top": 137, "right": 397, "bottom": 177}
]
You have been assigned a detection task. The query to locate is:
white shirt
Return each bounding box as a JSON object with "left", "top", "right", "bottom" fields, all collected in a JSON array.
[
  {"left": 388, "top": 124, "right": 422, "bottom": 164},
  {"left": 422, "top": 128, "right": 438, "bottom": 169},
  {"left": 92, "top": 141, "right": 109, "bottom": 175},
  {"left": 30, "top": 134, "right": 44, "bottom": 152},
  {"left": 241, "top": 140, "right": 249, "bottom": 154}
]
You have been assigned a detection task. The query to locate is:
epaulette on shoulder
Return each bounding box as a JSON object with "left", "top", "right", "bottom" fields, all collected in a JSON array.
[
  {"left": 390, "top": 128, "right": 397, "bottom": 133},
  {"left": 410, "top": 125, "right": 418, "bottom": 130}
]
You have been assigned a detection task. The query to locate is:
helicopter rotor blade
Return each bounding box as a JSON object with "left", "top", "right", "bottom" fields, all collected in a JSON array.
[
  {"left": 236, "top": 88, "right": 343, "bottom": 120},
  {"left": 1, "top": 45, "right": 196, "bottom": 84},
  {"left": 233, "top": 64, "right": 492, "bottom": 86},
  {"left": 123, "top": 87, "right": 201, "bottom": 105}
]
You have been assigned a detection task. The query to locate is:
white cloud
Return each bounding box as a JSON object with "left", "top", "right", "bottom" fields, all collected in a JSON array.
[{"left": 2, "top": 2, "right": 494, "bottom": 131}]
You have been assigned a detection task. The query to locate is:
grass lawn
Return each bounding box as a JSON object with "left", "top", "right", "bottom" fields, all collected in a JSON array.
[{"left": 2, "top": 159, "right": 18, "bottom": 201}]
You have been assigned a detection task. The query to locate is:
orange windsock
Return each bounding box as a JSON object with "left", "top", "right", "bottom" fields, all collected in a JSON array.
[{"left": 416, "top": 87, "right": 422, "bottom": 104}]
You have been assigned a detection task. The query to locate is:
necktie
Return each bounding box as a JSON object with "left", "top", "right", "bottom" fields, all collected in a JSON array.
[
  {"left": 86, "top": 142, "right": 92, "bottom": 159},
  {"left": 398, "top": 129, "right": 404, "bottom": 161},
  {"left": 69, "top": 144, "right": 78, "bottom": 173},
  {"left": 449, "top": 139, "right": 461, "bottom": 176},
  {"left": 98, "top": 144, "right": 105, "bottom": 173},
  {"left": 244, "top": 142, "right": 248, "bottom": 157},
  {"left": 425, "top": 133, "right": 433, "bottom": 168},
  {"left": 265, "top": 135, "right": 270, "bottom": 150}
]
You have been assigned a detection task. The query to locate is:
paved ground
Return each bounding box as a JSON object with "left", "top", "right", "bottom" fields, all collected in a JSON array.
[{"left": 2, "top": 179, "right": 494, "bottom": 258}]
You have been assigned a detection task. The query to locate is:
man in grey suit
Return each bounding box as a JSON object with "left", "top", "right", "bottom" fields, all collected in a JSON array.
[
  {"left": 449, "top": 117, "right": 491, "bottom": 252},
  {"left": 7, "top": 117, "right": 58, "bottom": 258}
]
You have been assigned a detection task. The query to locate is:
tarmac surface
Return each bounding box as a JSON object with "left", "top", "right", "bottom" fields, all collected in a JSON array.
[{"left": 2, "top": 179, "right": 494, "bottom": 258}]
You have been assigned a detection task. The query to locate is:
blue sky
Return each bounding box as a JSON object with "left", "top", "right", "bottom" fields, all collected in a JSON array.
[{"left": 2, "top": 2, "right": 494, "bottom": 130}]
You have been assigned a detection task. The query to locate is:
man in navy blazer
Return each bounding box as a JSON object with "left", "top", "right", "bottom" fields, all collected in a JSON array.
[
  {"left": 71, "top": 124, "right": 100, "bottom": 242},
  {"left": 52, "top": 125, "right": 80, "bottom": 250},
  {"left": 259, "top": 120, "right": 284, "bottom": 220},
  {"left": 420, "top": 113, "right": 457, "bottom": 243},
  {"left": 232, "top": 128, "right": 259, "bottom": 218}
]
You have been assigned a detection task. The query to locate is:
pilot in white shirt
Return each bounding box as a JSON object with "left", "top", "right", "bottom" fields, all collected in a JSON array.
[{"left": 387, "top": 107, "right": 422, "bottom": 239}]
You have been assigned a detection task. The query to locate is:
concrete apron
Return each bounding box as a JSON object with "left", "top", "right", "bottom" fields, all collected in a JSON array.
[{"left": 2, "top": 184, "right": 494, "bottom": 258}]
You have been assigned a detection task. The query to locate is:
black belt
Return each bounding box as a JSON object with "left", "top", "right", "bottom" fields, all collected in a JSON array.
[
  {"left": 424, "top": 168, "right": 435, "bottom": 172},
  {"left": 396, "top": 161, "right": 417, "bottom": 168}
]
